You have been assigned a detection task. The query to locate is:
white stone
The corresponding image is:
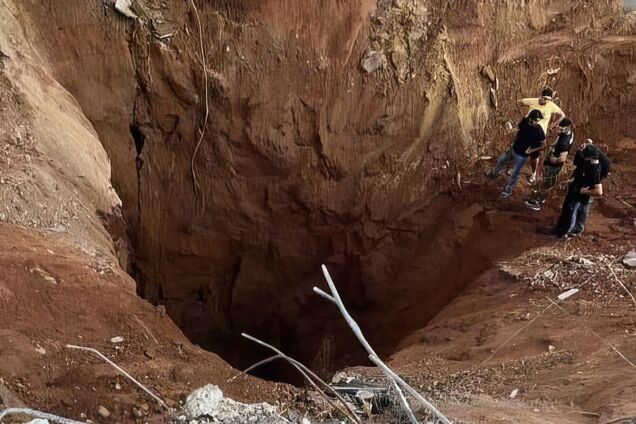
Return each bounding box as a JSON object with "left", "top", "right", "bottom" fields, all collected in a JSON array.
[
  {"left": 115, "top": 0, "right": 138, "bottom": 19},
  {"left": 110, "top": 336, "right": 124, "bottom": 343},
  {"left": 509, "top": 388, "right": 518, "bottom": 398},
  {"left": 623, "top": 250, "right": 636, "bottom": 268},
  {"left": 184, "top": 384, "right": 224, "bottom": 418},
  {"left": 184, "top": 384, "right": 288, "bottom": 423}
]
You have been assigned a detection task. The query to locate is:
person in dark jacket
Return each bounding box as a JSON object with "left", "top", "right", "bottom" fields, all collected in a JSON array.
[
  {"left": 524, "top": 118, "right": 575, "bottom": 211},
  {"left": 550, "top": 144, "right": 604, "bottom": 238},
  {"left": 486, "top": 109, "right": 546, "bottom": 199}
]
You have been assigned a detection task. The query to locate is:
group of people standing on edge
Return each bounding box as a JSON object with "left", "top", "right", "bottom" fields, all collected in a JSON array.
[{"left": 486, "top": 87, "right": 611, "bottom": 239}]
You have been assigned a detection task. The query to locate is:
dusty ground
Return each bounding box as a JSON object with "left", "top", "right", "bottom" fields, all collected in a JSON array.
[
  {"left": 340, "top": 147, "right": 636, "bottom": 423},
  {"left": 0, "top": 223, "right": 295, "bottom": 423}
]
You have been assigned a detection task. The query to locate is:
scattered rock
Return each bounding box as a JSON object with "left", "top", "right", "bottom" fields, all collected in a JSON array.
[
  {"left": 98, "top": 405, "right": 111, "bottom": 418},
  {"left": 183, "top": 384, "right": 286, "bottom": 423},
  {"left": 35, "top": 345, "right": 46, "bottom": 355},
  {"left": 509, "top": 388, "right": 518, "bottom": 398},
  {"left": 144, "top": 347, "right": 157, "bottom": 359},
  {"left": 360, "top": 50, "right": 388, "bottom": 74},
  {"left": 184, "top": 384, "right": 224, "bottom": 417},
  {"left": 489, "top": 87, "right": 498, "bottom": 109},
  {"left": 114, "top": 0, "right": 138, "bottom": 19},
  {"left": 543, "top": 270, "right": 555, "bottom": 279},
  {"left": 110, "top": 336, "right": 124, "bottom": 343},
  {"left": 30, "top": 267, "right": 57, "bottom": 284},
  {"left": 156, "top": 305, "right": 167, "bottom": 317},
  {"left": 481, "top": 65, "right": 496, "bottom": 82},
  {"left": 548, "top": 345, "right": 556, "bottom": 352},
  {"left": 623, "top": 250, "right": 636, "bottom": 268}
]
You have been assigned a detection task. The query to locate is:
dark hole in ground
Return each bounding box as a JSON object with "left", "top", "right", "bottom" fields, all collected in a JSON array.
[{"left": 133, "top": 197, "right": 550, "bottom": 386}]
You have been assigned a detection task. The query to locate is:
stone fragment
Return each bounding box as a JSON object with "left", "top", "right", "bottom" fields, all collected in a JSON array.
[
  {"left": 98, "top": 405, "right": 110, "bottom": 418},
  {"left": 623, "top": 250, "right": 636, "bottom": 268},
  {"left": 361, "top": 50, "right": 388, "bottom": 74},
  {"left": 110, "top": 336, "right": 124, "bottom": 343}
]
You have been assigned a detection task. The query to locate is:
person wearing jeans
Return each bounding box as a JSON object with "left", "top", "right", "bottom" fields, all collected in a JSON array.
[
  {"left": 503, "top": 149, "right": 529, "bottom": 195},
  {"left": 551, "top": 144, "right": 603, "bottom": 238},
  {"left": 488, "top": 109, "right": 546, "bottom": 199}
]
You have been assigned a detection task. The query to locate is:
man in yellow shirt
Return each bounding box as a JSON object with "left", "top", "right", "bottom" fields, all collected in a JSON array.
[{"left": 518, "top": 87, "right": 565, "bottom": 183}]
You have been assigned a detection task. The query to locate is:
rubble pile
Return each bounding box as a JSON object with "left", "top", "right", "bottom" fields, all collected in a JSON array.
[{"left": 497, "top": 245, "right": 635, "bottom": 300}]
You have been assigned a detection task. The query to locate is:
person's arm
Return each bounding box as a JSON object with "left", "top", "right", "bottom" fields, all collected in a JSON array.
[
  {"left": 549, "top": 104, "right": 565, "bottom": 129},
  {"left": 550, "top": 150, "right": 568, "bottom": 164},
  {"left": 525, "top": 144, "right": 546, "bottom": 155},
  {"left": 518, "top": 98, "right": 535, "bottom": 107},
  {"left": 580, "top": 183, "right": 603, "bottom": 197}
]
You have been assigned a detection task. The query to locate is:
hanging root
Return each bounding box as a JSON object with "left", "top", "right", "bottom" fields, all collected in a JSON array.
[{"left": 188, "top": 0, "right": 210, "bottom": 214}]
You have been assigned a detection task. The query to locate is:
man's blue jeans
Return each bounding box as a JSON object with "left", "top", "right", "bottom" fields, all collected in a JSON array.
[
  {"left": 503, "top": 150, "right": 528, "bottom": 194},
  {"left": 491, "top": 148, "right": 513, "bottom": 176}
]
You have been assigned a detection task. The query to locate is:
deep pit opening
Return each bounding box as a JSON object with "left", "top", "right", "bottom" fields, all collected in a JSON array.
[{"left": 124, "top": 193, "right": 549, "bottom": 386}]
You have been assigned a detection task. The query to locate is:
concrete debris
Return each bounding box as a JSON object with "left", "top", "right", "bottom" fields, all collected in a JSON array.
[
  {"left": 115, "top": 0, "right": 138, "bottom": 19},
  {"left": 547, "top": 67, "right": 561, "bottom": 75},
  {"left": 331, "top": 379, "right": 390, "bottom": 415},
  {"left": 361, "top": 50, "right": 388, "bottom": 74},
  {"left": 509, "top": 388, "right": 518, "bottom": 398},
  {"left": 110, "top": 336, "right": 124, "bottom": 343},
  {"left": 181, "top": 384, "right": 288, "bottom": 423},
  {"left": 35, "top": 345, "right": 46, "bottom": 355},
  {"left": 558, "top": 288, "right": 579, "bottom": 301},
  {"left": 571, "top": 256, "right": 594, "bottom": 266},
  {"left": 623, "top": 250, "right": 636, "bottom": 268}
]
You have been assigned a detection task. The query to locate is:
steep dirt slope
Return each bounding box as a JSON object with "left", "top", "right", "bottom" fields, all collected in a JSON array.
[{"left": 0, "top": 2, "right": 285, "bottom": 421}]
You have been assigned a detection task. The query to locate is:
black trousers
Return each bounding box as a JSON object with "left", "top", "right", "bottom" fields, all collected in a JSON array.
[{"left": 554, "top": 192, "right": 591, "bottom": 236}]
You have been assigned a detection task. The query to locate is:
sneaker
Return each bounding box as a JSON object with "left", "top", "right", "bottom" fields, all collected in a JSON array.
[
  {"left": 524, "top": 200, "right": 541, "bottom": 211},
  {"left": 568, "top": 230, "right": 583, "bottom": 237},
  {"left": 486, "top": 171, "right": 499, "bottom": 180},
  {"left": 500, "top": 191, "right": 512, "bottom": 199}
]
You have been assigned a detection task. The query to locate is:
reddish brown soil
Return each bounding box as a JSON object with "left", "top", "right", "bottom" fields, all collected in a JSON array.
[
  {"left": 0, "top": 0, "right": 634, "bottom": 423},
  {"left": 0, "top": 224, "right": 292, "bottom": 422}
]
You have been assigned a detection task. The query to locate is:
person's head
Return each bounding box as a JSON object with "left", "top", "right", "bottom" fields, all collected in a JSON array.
[
  {"left": 559, "top": 118, "right": 572, "bottom": 133},
  {"left": 582, "top": 138, "right": 594, "bottom": 149},
  {"left": 582, "top": 144, "right": 600, "bottom": 160},
  {"left": 528, "top": 109, "right": 544, "bottom": 123},
  {"left": 541, "top": 87, "right": 554, "bottom": 99}
]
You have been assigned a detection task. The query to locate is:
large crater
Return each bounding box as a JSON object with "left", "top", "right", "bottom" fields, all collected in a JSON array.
[{"left": 15, "top": 0, "right": 635, "bottom": 382}]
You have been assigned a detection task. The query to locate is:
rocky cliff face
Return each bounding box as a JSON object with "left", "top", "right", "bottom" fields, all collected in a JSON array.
[{"left": 7, "top": 0, "right": 634, "bottom": 372}]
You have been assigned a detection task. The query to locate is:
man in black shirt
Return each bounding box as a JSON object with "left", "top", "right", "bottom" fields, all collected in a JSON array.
[
  {"left": 495, "top": 109, "right": 546, "bottom": 199},
  {"left": 551, "top": 144, "right": 603, "bottom": 238},
  {"left": 525, "top": 118, "right": 574, "bottom": 211}
]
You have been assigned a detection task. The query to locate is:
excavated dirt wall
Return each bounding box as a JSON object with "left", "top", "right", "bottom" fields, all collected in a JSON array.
[{"left": 10, "top": 0, "right": 635, "bottom": 376}]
